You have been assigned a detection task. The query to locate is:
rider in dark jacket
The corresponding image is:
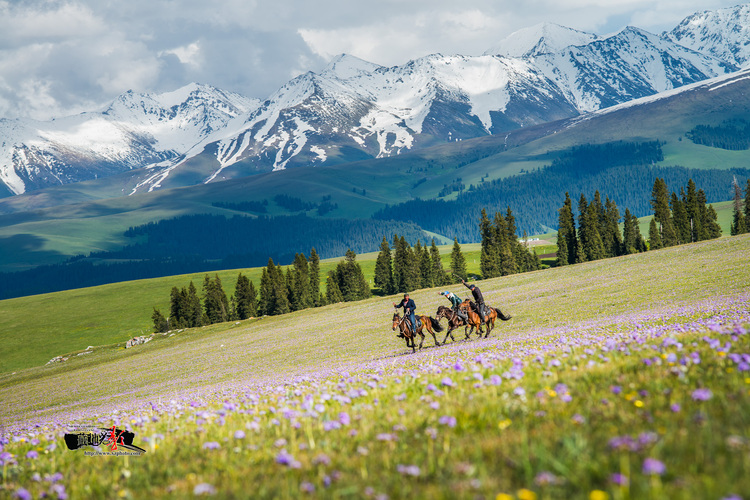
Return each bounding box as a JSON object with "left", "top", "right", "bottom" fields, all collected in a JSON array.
[
  {"left": 393, "top": 293, "right": 418, "bottom": 335},
  {"left": 462, "top": 279, "right": 486, "bottom": 323}
]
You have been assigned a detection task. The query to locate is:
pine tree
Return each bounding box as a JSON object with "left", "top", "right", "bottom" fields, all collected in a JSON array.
[
  {"left": 479, "top": 209, "right": 499, "bottom": 279},
  {"left": 334, "top": 249, "right": 372, "bottom": 302},
  {"left": 152, "top": 308, "right": 169, "bottom": 333},
  {"left": 731, "top": 177, "right": 748, "bottom": 235},
  {"left": 374, "top": 236, "right": 395, "bottom": 294},
  {"left": 651, "top": 178, "right": 678, "bottom": 246},
  {"left": 648, "top": 218, "right": 663, "bottom": 250},
  {"left": 325, "top": 270, "right": 344, "bottom": 303},
  {"left": 291, "top": 253, "right": 311, "bottom": 311},
  {"left": 556, "top": 192, "right": 576, "bottom": 266},
  {"left": 622, "top": 208, "right": 646, "bottom": 254},
  {"left": 203, "top": 274, "right": 229, "bottom": 324},
  {"left": 578, "top": 194, "right": 605, "bottom": 261},
  {"left": 259, "top": 266, "right": 272, "bottom": 316},
  {"left": 450, "top": 238, "right": 466, "bottom": 283},
  {"left": 706, "top": 205, "right": 723, "bottom": 239},
  {"left": 604, "top": 197, "right": 623, "bottom": 257},
  {"left": 309, "top": 248, "right": 321, "bottom": 306},
  {"left": 169, "top": 286, "right": 184, "bottom": 328},
  {"left": 234, "top": 273, "right": 257, "bottom": 320},
  {"left": 745, "top": 179, "right": 750, "bottom": 228},
  {"left": 429, "top": 239, "right": 446, "bottom": 287},
  {"left": 498, "top": 211, "right": 517, "bottom": 276},
  {"left": 671, "top": 190, "right": 691, "bottom": 244},
  {"left": 695, "top": 189, "right": 710, "bottom": 241},
  {"left": 273, "top": 264, "right": 290, "bottom": 315},
  {"left": 186, "top": 281, "right": 202, "bottom": 327},
  {"left": 684, "top": 179, "right": 702, "bottom": 243},
  {"left": 419, "top": 243, "right": 433, "bottom": 289}
]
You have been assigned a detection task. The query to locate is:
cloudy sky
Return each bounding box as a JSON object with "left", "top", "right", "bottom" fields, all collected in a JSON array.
[{"left": 0, "top": 0, "right": 742, "bottom": 121}]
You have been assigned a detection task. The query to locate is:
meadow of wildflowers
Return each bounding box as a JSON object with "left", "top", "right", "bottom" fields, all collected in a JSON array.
[{"left": 0, "top": 235, "right": 749, "bottom": 499}]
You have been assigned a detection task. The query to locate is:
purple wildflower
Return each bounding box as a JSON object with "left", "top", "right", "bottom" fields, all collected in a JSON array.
[
  {"left": 14, "top": 488, "right": 32, "bottom": 500},
  {"left": 534, "top": 471, "right": 560, "bottom": 486},
  {"left": 441, "top": 377, "right": 455, "bottom": 387},
  {"left": 233, "top": 430, "right": 246, "bottom": 440},
  {"left": 25, "top": 450, "right": 38, "bottom": 459},
  {"left": 670, "top": 403, "right": 681, "bottom": 413},
  {"left": 609, "top": 473, "right": 629, "bottom": 486},
  {"left": 438, "top": 415, "right": 457, "bottom": 428},
  {"left": 275, "top": 449, "right": 301, "bottom": 468},
  {"left": 397, "top": 464, "right": 421, "bottom": 477},
  {"left": 193, "top": 483, "right": 216, "bottom": 496},
  {"left": 300, "top": 481, "right": 315, "bottom": 493},
  {"left": 642, "top": 458, "right": 666, "bottom": 476},
  {"left": 202, "top": 441, "right": 220, "bottom": 450},
  {"left": 691, "top": 388, "right": 713, "bottom": 401}
]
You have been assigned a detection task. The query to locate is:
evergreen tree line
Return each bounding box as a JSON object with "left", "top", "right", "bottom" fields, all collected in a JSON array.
[
  {"left": 152, "top": 247, "right": 376, "bottom": 331},
  {"left": 373, "top": 141, "right": 750, "bottom": 242},
  {"left": 479, "top": 208, "right": 543, "bottom": 278},
  {"left": 152, "top": 272, "right": 258, "bottom": 332},
  {"left": 374, "top": 236, "right": 463, "bottom": 294},
  {"left": 730, "top": 177, "right": 750, "bottom": 236},
  {"left": 556, "top": 191, "right": 647, "bottom": 266},
  {"left": 647, "top": 178, "right": 722, "bottom": 250},
  {"left": 686, "top": 121, "right": 750, "bottom": 151}
]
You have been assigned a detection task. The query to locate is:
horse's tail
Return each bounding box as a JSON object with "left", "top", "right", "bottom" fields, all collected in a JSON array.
[
  {"left": 428, "top": 316, "right": 444, "bottom": 332},
  {"left": 493, "top": 307, "right": 512, "bottom": 321}
]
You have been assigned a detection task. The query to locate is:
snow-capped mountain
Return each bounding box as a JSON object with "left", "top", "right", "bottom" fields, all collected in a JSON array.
[
  {"left": 1, "top": 4, "right": 748, "bottom": 196},
  {"left": 483, "top": 23, "right": 599, "bottom": 58},
  {"left": 0, "top": 84, "right": 259, "bottom": 195},
  {"left": 665, "top": 3, "right": 750, "bottom": 67}
]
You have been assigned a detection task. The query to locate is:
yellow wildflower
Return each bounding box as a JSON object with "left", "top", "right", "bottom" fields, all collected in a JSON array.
[
  {"left": 518, "top": 489, "right": 537, "bottom": 500},
  {"left": 590, "top": 490, "right": 609, "bottom": 500}
]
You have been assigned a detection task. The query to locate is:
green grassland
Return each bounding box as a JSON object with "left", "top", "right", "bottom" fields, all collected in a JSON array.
[
  {"left": 0, "top": 241, "right": 495, "bottom": 375},
  {"left": 0, "top": 234, "right": 748, "bottom": 499},
  {"left": 0, "top": 233, "right": 746, "bottom": 424}
]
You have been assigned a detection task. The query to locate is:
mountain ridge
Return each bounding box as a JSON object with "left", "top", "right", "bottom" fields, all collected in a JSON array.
[{"left": 1, "top": 4, "right": 749, "bottom": 196}]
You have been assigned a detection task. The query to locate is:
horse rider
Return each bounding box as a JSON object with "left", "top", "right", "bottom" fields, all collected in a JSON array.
[
  {"left": 439, "top": 290, "right": 468, "bottom": 323},
  {"left": 461, "top": 278, "right": 487, "bottom": 324},
  {"left": 393, "top": 293, "right": 418, "bottom": 335}
]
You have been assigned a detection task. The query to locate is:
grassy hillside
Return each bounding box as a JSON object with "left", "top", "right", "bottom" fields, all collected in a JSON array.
[
  {"left": 1, "top": 233, "right": 747, "bottom": 422},
  {"left": 0, "top": 235, "right": 748, "bottom": 499},
  {"left": 0, "top": 242, "right": 499, "bottom": 374}
]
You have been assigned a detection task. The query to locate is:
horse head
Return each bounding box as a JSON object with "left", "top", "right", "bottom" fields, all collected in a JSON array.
[{"left": 392, "top": 312, "right": 401, "bottom": 331}]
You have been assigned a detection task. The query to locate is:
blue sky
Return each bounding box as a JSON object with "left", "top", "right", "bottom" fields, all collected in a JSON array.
[{"left": 0, "top": 0, "right": 742, "bottom": 120}]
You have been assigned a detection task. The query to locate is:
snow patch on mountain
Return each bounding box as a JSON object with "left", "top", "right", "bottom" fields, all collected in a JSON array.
[
  {"left": 666, "top": 4, "right": 750, "bottom": 67},
  {"left": 484, "top": 23, "right": 599, "bottom": 58}
]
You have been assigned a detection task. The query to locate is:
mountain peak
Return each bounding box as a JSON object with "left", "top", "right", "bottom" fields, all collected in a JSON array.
[
  {"left": 484, "top": 22, "right": 598, "bottom": 58},
  {"left": 666, "top": 3, "right": 750, "bottom": 67},
  {"left": 322, "top": 54, "right": 382, "bottom": 79}
]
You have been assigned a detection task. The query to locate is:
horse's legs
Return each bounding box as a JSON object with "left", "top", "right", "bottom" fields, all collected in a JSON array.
[
  {"left": 426, "top": 323, "right": 440, "bottom": 347},
  {"left": 442, "top": 324, "right": 456, "bottom": 344}
]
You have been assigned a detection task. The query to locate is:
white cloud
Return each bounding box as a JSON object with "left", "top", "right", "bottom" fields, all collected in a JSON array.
[{"left": 0, "top": 0, "right": 745, "bottom": 120}]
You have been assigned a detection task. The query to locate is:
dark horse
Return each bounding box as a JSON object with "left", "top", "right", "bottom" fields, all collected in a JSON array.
[
  {"left": 459, "top": 299, "right": 512, "bottom": 339},
  {"left": 392, "top": 312, "right": 444, "bottom": 352},
  {"left": 435, "top": 305, "right": 468, "bottom": 344}
]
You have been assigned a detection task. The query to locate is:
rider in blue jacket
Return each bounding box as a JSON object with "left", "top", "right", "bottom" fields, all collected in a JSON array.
[{"left": 393, "top": 293, "right": 418, "bottom": 334}]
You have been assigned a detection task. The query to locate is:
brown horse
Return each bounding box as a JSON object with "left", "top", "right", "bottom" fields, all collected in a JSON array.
[
  {"left": 459, "top": 299, "right": 512, "bottom": 338},
  {"left": 435, "top": 305, "right": 469, "bottom": 344},
  {"left": 392, "top": 312, "right": 444, "bottom": 352}
]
